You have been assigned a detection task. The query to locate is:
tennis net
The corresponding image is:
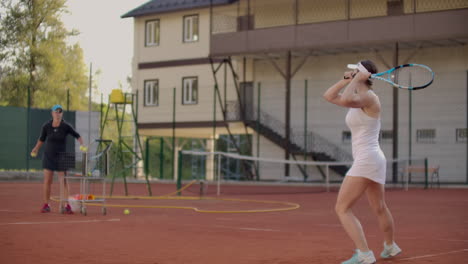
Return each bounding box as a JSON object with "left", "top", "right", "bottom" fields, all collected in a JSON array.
[{"left": 177, "top": 150, "right": 431, "bottom": 195}]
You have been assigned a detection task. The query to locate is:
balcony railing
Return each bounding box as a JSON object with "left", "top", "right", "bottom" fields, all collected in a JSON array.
[{"left": 212, "top": 0, "right": 468, "bottom": 34}]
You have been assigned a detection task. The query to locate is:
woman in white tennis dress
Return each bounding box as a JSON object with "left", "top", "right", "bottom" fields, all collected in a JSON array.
[{"left": 323, "top": 60, "right": 401, "bottom": 264}]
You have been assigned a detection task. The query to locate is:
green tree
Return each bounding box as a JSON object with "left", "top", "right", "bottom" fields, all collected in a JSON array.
[{"left": 0, "top": 0, "right": 89, "bottom": 110}]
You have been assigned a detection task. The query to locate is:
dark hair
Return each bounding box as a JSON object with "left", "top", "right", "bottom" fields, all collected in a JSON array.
[{"left": 360, "top": 60, "right": 378, "bottom": 86}]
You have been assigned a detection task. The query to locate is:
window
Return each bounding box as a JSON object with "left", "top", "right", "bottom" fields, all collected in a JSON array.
[
  {"left": 182, "top": 77, "right": 198, "bottom": 105},
  {"left": 144, "top": 80, "right": 158, "bottom": 106},
  {"left": 456, "top": 128, "right": 467, "bottom": 143},
  {"left": 183, "top": 15, "right": 199, "bottom": 42},
  {"left": 342, "top": 131, "right": 351, "bottom": 143},
  {"left": 380, "top": 130, "right": 393, "bottom": 144},
  {"left": 145, "top": 20, "right": 160, "bottom": 46},
  {"left": 416, "top": 129, "right": 436, "bottom": 143}
]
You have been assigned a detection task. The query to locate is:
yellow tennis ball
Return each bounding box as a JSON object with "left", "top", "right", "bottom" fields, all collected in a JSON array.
[
  {"left": 124, "top": 209, "right": 130, "bottom": 215},
  {"left": 30, "top": 152, "right": 37, "bottom": 158},
  {"left": 80, "top": 145, "right": 88, "bottom": 152}
]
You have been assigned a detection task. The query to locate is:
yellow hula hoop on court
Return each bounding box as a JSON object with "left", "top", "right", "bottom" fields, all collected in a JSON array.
[{"left": 51, "top": 180, "right": 301, "bottom": 213}]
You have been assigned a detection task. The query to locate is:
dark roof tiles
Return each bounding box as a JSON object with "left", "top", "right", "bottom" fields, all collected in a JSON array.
[{"left": 122, "top": 0, "right": 238, "bottom": 18}]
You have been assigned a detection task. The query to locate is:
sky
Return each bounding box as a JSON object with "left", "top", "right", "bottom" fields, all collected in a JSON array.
[{"left": 62, "top": 0, "right": 149, "bottom": 102}]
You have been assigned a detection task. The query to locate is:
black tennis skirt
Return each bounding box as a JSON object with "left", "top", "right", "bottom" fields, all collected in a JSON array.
[{"left": 42, "top": 152, "right": 75, "bottom": 171}]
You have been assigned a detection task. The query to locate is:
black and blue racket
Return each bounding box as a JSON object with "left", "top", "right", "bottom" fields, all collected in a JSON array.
[{"left": 371, "top": 63, "right": 434, "bottom": 90}]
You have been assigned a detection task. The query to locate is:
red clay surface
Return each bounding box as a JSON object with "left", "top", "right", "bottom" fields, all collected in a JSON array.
[{"left": 1, "top": 182, "right": 467, "bottom": 264}]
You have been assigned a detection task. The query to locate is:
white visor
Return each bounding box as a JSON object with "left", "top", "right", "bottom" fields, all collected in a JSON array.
[{"left": 347, "top": 62, "right": 369, "bottom": 74}]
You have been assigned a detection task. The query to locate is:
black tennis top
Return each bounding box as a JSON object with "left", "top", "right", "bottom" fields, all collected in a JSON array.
[{"left": 39, "top": 119, "right": 81, "bottom": 154}]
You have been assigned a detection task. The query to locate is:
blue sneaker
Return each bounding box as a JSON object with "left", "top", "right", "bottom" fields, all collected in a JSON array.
[
  {"left": 342, "top": 250, "right": 376, "bottom": 264},
  {"left": 380, "top": 242, "right": 402, "bottom": 258}
]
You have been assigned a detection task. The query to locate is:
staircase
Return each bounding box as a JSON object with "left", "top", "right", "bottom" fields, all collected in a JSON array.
[{"left": 243, "top": 109, "right": 352, "bottom": 177}]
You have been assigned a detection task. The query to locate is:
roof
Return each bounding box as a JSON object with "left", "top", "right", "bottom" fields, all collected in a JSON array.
[{"left": 122, "top": 0, "right": 238, "bottom": 18}]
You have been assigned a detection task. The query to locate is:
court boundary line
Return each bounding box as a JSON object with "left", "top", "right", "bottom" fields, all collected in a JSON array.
[
  {"left": 390, "top": 248, "right": 468, "bottom": 262},
  {"left": 0, "top": 218, "right": 121, "bottom": 225}
]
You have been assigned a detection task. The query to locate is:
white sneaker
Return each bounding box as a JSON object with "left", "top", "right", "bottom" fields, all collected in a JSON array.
[
  {"left": 380, "top": 242, "right": 402, "bottom": 258},
  {"left": 342, "top": 250, "right": 376, "bottom": 264}
]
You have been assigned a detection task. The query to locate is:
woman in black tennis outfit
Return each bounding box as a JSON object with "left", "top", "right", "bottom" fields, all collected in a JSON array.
[{"left": 31, "top": 104, "right": 86, "bottom": 213}]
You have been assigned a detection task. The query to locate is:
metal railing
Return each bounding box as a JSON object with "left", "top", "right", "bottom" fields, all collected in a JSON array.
[
  {"left": 212, "top": 0, "right": 468, "bottom": 34},
  {"left": 224, "top": 101, "right": 353, "bottom": 161}
]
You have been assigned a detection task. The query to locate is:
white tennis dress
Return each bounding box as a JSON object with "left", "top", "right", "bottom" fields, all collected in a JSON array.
[{"left": 345, "top": 107, "right": 386, "bottom": 184}]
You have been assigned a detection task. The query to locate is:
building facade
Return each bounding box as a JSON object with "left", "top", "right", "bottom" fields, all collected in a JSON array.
[{"left": 123, "top": 0, "right": 468, "bottom": 183}]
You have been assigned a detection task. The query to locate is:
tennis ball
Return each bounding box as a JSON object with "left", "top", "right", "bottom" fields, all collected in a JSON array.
[
  {"left": 124, "top": 209, "right": 130, "bottom": 215},
  {"left": 80, "top": 145, "right": 88, "bottom": 152},
  {"left": 30, "top": 152, "right": 37, "bottom": 158}
]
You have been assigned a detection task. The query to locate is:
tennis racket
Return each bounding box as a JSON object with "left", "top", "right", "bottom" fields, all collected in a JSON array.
[{"left": 371, "top": 64, "right": 434, "bottom": 90}]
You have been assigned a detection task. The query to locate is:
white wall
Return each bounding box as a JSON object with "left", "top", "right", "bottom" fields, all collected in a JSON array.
[
  {"left": 75, "top": 111, "right": 101, "bottom": 154},
  {"left": 252, "top": 45, "right": 468, "bottom": 182}
]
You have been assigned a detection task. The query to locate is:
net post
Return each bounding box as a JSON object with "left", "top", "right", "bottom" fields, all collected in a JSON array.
[
  {"left": 405, "top": 159, "right": 409, "bottom": 191},
  {"left": 199, "top": 180, "right": 205, "bottom": 198},
  {"left": 424, "top": 157, "right": 428, "bottom": 189},
  {"left": 326, "top": 164, "right": 330, "bottom": 192},
  {"left": 82, "top": 152, "right": 88, "bottom": 177},
  {"left": 105, "top": 149, "right": 110, "bottom": 176}
]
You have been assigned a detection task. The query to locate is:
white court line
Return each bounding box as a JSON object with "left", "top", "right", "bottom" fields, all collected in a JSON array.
[
  {"left": 0, "top": 218, "right": 120, "bottom": 225},
  {"left": 238, "top": 227, "right": 279, "bottom": 232},
  {"left": 399, "top": 236, "right": 468, "bottom": 243},
  {"left": 213, "top": 225, "right": 280, "bottom": 232},
  {"left": 315, "top": 223, "right": 342, "bottom": 227},
  {"left": 395, "top": 249, "right": 468, "bottom": 261},
  {"left": 367, "top": 234, "right": 468, "bottom": 243},
  {"left": 181, "top": 222, "right": 280, "bottom": 232}
]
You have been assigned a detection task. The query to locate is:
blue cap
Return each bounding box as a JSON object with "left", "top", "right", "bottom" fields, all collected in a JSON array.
[{"left": 51, "top": 104, "right": 63, "bottom": 111}]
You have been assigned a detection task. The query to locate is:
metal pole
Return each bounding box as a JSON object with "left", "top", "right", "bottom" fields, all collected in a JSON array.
[
  {"left": 177, "top": 150, "right": 182, "bottom": 196},
  {"left": 304, "top": 80, "right": 308, "bottom": 179},
  {"left": 424, "top": 157, "right": 428, "bottom": 189},
  {"left": 88, "top": 63, "right": 92, "bottom": 146},
  {"left": 213, "top": 84, "right": 217, "bottom": 141},
  {"left": 160, "top": 138, "right": 164, "bottom": 179},
  {"left": 26, "top": 81, "right": 31, "bottom": 171},
  {"left": 144, "top": 138, "right": 149, "bottom": 178},
  {"left": 392, "top": 43, "right": 399, "bottom": 183},
  {"left": 213, "top": 83, "right": 217, "bottom": 184},
  {"left": 256, "top": 82, "right": 261, "bottom": 180},
  {"left": 285, "top": 51, "right": 292, "bottom": 177},
  {"left": 304, "top": 80, "right": 308, "bottom": 158},
  {"left": 172, "top": 88, "right": 176, "bottom": 181},
  {"left": 67, "top": 89, "right": 70, "bottom": 111},
  {"left": 224, "top": 61, "right": 227, "bottom": 120},
  {"left": 217, "top": 153, "right": 221, "bottom": 196},
  {"left": 409, "top": 74, "right": 413, "bottom": 173}
]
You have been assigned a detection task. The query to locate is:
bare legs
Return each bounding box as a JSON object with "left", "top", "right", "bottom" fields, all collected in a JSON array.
[
  {"left": 366, "top": 182, "right": 395, "bottom": 245},
  {"left": 335, "top": 176, "right": 396, "bottom": 251},
  {"left": 43, "top": 169, "right": 53, "bottom": 204},
  {"left": 42, "top": 169, "right": 68, "bottom": 204},
  {"left": 335, "top": 176, "right": 371, "bottom": 251}
]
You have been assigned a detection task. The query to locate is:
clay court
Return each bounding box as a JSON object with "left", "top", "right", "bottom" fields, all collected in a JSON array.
[{"left": 1, "top": 181, "right": 467, "bottom": 264}]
